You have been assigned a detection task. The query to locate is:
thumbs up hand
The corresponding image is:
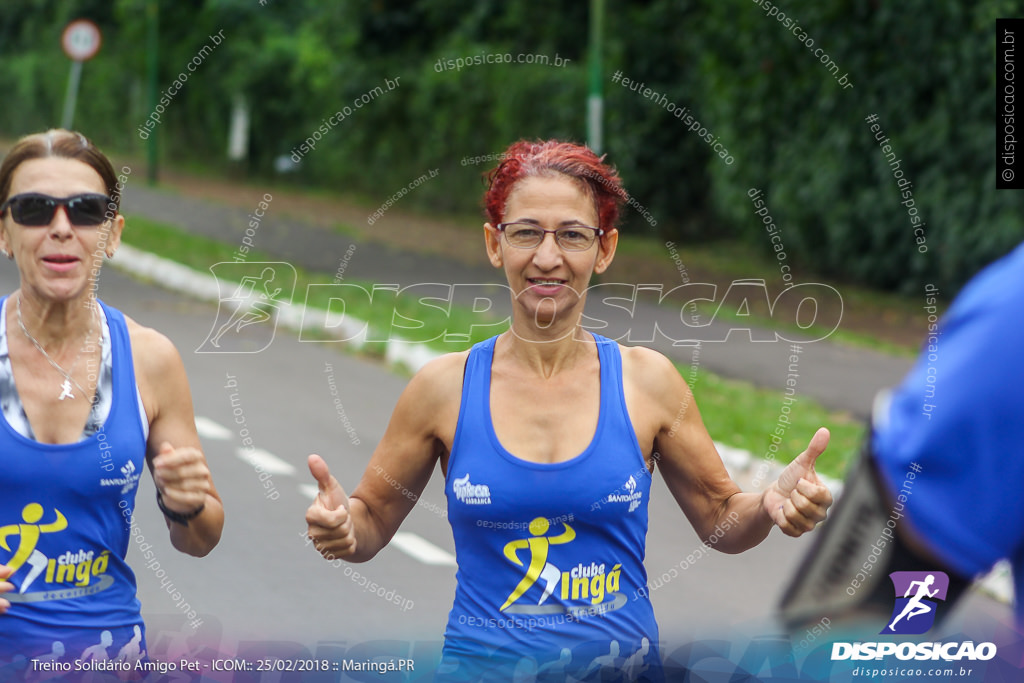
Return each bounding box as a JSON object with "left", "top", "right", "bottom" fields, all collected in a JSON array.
[
  {"left": 762, "top": 427, "right": 833, "bottom": 537},
  {"left": 305, "top": 454, "right": 357, "bottom": 558},
  {"left": 0, "top": 564, "right": 12, "bottom": 615}
]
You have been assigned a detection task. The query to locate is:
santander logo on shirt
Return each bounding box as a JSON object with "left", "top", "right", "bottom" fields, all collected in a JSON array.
[
  {"left": 100, "top": 460, "right": 142, "bottom": 495},
  {"left": 604, "top": 476, "right": 643, "bottom": 513}
]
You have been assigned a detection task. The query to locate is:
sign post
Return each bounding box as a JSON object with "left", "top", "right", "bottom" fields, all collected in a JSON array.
[
  {"left": 587, "top": 0, "right": 605, "bottom": 155},
  {"left": 60, "top": 19, "right": 102, "bottom": 129},
  {"left": 146, "top": 0, "right": 159, "bottom": 184}
]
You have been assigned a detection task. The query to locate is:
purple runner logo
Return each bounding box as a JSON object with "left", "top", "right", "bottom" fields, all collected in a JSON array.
[{"left": 882, "top": 571, "right": 949, "bottom": 635}]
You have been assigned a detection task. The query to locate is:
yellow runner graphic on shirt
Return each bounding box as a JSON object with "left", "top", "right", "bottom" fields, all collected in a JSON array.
[
  {"left": 0, "top": 503, "right": 114, "bottom": 601},
  {"left": 0, "top": 503, "right": 67, "bottom": 574},
  {"left": 500, "top": 517, "right": 575, "bottom": 611}
]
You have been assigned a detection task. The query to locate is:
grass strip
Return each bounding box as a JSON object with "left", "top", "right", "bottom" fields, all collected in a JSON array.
[
  {"left": 121, "top": 214, "right": 501, "bottom": 354},
  {"left": 686, "top": 366, "right": 863, "bottom": 481}
]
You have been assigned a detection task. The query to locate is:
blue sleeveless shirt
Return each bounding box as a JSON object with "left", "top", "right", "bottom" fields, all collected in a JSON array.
[
  {"left": 0, "top": 298, "right": 148, "bottom": 663},
  {"left": 440, "top": 333, "right": 662, "bottom": 681}
]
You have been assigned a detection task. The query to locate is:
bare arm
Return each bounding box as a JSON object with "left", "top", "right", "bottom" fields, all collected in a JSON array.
[
  {"left": 305, "top": 352, "right": 464, "bottom": 563},
  {"left": 624, "top": 346, "right": 831, "bottom": 553},
  {"left": 132, "top": 323, "right": 224, "bottom": 557}
]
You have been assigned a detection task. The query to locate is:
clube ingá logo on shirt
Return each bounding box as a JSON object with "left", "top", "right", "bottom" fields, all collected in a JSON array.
[
  {"left": 498, "top": 517, "right": 625, "bottom": 618},
  {"left": 0, "top": 503, "right": 114, "bottom": 601}
]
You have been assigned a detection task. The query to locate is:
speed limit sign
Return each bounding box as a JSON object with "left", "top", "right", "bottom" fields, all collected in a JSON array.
[
  {"left": 60, "top": 19, "right": 102, "bottom": 128},
  {"left": 62, "top": 19, "right": 101, "bottom": 62}
]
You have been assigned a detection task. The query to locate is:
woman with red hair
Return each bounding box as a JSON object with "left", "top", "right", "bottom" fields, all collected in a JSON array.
[{"left": 305, "top": 139, "right": 832, "bottom": 681}]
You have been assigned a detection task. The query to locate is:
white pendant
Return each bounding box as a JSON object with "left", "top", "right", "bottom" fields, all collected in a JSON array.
[{"left": 59, "top": 379, "right": 74, "bottom": 401}]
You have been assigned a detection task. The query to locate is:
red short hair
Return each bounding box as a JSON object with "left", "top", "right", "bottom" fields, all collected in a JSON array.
[{"left": 484, "top": 140, "right": 627, "bottom": 231}]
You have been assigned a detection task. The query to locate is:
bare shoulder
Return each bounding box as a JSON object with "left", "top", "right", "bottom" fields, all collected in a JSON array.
[
  {"left": 121, "top": 314, "right": 191, "bottom": 426},
  {"left": 402, "top": 349, "right": 470, "bottom": 406},
  {"left": 383, "top": 349, "right": 470, "bottom": 451},
  {"left": 619, "top": 343, "right": 689, "bottom": 398},
  {"left": 619, "top": 343, "right": 696, "bottom": 444},
  {"left": 123, "top": 315, "right": 183, "bottom": 376}
]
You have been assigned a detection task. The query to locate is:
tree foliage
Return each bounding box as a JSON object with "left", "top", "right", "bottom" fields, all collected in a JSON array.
[{"left": 0, "top": 0, "right": 1018, "bottom": 293}]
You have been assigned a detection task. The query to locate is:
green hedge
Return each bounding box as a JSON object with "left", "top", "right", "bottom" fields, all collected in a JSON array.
[{"left": 1, "top": 0, "right": 1018, "bottom": 293}]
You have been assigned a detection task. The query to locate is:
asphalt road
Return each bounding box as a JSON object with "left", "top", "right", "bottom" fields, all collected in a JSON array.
[{"left": 0, "top": 261, "right": 1013, "bottom": 681}]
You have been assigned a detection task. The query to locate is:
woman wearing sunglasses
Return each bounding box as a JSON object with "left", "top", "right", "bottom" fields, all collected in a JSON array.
[
  {"left": 0, "top": 130, "right": 223, "bottom": 664},
  {"left": 304, "top": 139, "right": 833, "bottom": 681}
]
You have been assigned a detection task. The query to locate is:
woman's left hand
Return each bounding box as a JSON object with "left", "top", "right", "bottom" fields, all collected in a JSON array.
[
  {"left": 763, "top": 427, "right": 833, "bottom": 537},
  {"left": 152, "top": 441, "right": 212, "bottom": 514},
  {"left": 0, "top": 564, "right": 12, "bottom": 615}
]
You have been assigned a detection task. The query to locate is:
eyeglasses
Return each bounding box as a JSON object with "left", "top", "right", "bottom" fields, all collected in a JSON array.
[
  {"left": 0, "top": 193, "right": 112, "bottom": 227},
  {"left": 497, "top": 222, "right": 603, "bottom": 251}
]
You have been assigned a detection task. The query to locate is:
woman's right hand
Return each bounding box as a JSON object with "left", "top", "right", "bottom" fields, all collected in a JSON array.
[
  {"left": 0, "top": 564, "right": 13, "bottom": 614},
  {"left": 305, "top": 454, "right": 357, "bottom": 560}
]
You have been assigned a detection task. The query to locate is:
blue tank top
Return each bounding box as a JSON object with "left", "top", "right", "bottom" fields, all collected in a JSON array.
[
  {"left": 440, "top": 333, "right": 662, "bottom": 681},
  {"left": 0, "top": 298, "right": 148, "bottom": 663}
]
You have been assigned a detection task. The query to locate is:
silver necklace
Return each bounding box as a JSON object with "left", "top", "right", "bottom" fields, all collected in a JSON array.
[{"left": 16, "top": 294, "right": 98, "bottom": 401}]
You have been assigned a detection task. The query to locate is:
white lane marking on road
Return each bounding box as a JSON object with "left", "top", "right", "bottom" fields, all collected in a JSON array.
[
  {"left": 195, "top": 416, "right": 233, "bottom": 440},
  {"left": 389, "top": 532, "right": 457, "bottom": 566},
  {"left": 236, "top": 447, "right": 296, "bottom": 476},
  {"left": 299, "top": 484, "right": 319, "bottom": 499}
]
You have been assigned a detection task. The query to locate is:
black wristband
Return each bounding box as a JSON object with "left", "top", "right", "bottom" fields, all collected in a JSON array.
[{"left": 156, "top": 490, "right": 205, "bottom": 526}]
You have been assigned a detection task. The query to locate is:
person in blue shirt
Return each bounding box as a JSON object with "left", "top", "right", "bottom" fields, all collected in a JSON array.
[
  {"left": 871, "top": 240, "right": 1024, "bottom": 625},
  {"left": 0, "top": 130, "right": 224, "bottom": 664},
  {"left": 304, "top": 139, "right": 834, "bottom": 680}
]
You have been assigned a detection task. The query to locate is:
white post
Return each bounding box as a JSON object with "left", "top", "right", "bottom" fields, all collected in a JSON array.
[
  {"left": 227, "top": 94, "right": 250, "bottom": 161},
  {"left": 61, "top": 60, "right": 83, "bottom": 129}
]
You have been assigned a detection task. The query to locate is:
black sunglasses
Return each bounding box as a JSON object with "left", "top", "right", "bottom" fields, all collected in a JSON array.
[{"left": 0, "top": 192, "right": 113, "bottom": 227}]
